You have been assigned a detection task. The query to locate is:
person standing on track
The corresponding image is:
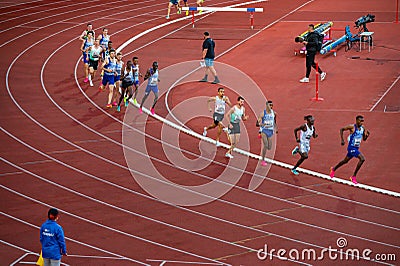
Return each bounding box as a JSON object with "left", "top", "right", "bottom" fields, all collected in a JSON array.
[
  {"left": 225, "top": 96, "right": 248, "bottom": 159},
  {"left": 299, "top": 24, "right": 327, "bottom": 83},
  {"left": 329, "top": 115, "right": 370, "bottom": 184},
  {"left": 291, "top": 115, "right": 318, "bottom": 175},
  {"left": 203, "top": 87, "right": 232, "bottom": 147},
  {"left": 257, "top": 100, "right": 277, "bottom": 166},
  {"left": 87, "top": 39, "right": 103, "bottom": 87},
  {"left": 40, "top": 208, "right": 67, "bottom": 266},
  {"left": 139, "top": 61, "right": 160, "bottom": 115},
  {"left": 199, "top": 31, "right": 220, "bottom": 84},
  {"left": 166, "top": 0, "right": 182, "bottom": 19},
  {"left": 80, "top": 30, "right": 94, "bottom": 83},
  {"left": 99, "top": 49, "right": 117, "bottom": 108}
]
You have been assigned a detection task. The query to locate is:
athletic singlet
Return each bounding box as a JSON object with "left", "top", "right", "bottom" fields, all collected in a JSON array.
[
  {"left": 132, "top": 64, "right": 140, "bottom": 81},
  {"left": 214, "top": 96, "right": 226, "bottom": 114},
  {"left": 115, "top": 60, "right": 123, "bottom": 76},
  {"left": 123, "top": 68, "right": 133, "bottom": 82},
  {"left": 230, "top": 105, "right": 243, "bottom": 123},
  {"left": 83, "top": 38, "right": 93, "bottom": 51},
  {"left": 300, "top": 123, "right": 314, "bottom": 144},
  {"left": 348, "top": 124, "right": 364, "bottom": 149},
  {"left": 99, "top": 34, "right": 110, "bottom": 48},
  {"left": 89, "top": 45, "right": 102, "bottom": 61},
  {"left": 104, "top": 57, "right": 117, "bottom": 76},
  {"left": 147, "top": 68, "right": 158, "bottom": 86},
  {"left": 261, "top": 110, "right": 275, "bottom": 130}
]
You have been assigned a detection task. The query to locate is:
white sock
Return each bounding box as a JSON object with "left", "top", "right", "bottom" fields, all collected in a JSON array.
[{"left": 88, "top": 74, "right": 92, "bottom": 81}]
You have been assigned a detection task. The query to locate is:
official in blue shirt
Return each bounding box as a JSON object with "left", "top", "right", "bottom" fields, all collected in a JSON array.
[{"left": 40, "top": 208, "right": 67, "bottom": 266}]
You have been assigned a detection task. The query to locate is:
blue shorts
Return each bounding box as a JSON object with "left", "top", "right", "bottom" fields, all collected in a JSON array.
[
  {"left": 82, "top": 52, "right": 89, "bottom": 64},
  {"left": 346, "top": 148, "right": 361, "bottom": 158},
  {"left": 115, "top": 75, "right": 121, "bottom": 82},
  {"left": 205, "top": 58, "right": 214, "bottom": 67},
  {"left": 102, "top": 74, "right": 115, "bottom": 86},
  {"left": 145, "top": 85, "right": 158, "bottom": 94},
  {"left": 261, "top": 128, "right": 274, "bottom": 138}
]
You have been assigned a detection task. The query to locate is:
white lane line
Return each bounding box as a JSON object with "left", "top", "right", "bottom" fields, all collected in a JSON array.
[
  {"left": 369, "top": 74, "right": 400, "bottom": 112},
  {"left": 3, "top": 126, "right": 400, "bottom": 257},
  {"left": 0, "top": 211, "right": 149, "bottom": 265},
  {"left": 0, "top": 171, "right": 23, "bottom": 177}
]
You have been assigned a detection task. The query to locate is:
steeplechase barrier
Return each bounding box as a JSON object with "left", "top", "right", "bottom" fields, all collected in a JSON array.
[{"left": 182, "top": 6, "right": 264, "bottom": 29}]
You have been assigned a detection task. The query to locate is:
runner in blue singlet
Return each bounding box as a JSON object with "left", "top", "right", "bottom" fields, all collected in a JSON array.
[
  {"left": 139, "top": 62, "right": 160, "bottom": 115},
  {"left": 257, "top": 100, "right": 277, "bottom": 166},
  {"left": 80, "top": 30, "right": 94, "bottom": 83},
  {"left": 329, "top": 115, "right": 370, "bottom": 184}
]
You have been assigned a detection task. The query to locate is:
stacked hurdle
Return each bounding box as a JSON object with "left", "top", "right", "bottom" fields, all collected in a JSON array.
[{"left": 182, "top": 6, "right": 264, "bottom": 29}]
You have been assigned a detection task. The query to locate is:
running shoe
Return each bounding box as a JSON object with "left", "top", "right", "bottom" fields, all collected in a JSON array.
[
  {"left": 202, "top": 127, "right": 207, "bottom": 136},
  {"left": 291, "top": 168, "right": 299, "bottom": 175},
  {"left": 151, "top": 108, "right": 155, "bottom": 115},
  {"left": 258, "top": 132, "right": 261, "bottom": 139},
  {"left": 123, "top": 96, "right": 128, "bottom": 103},
  {"left": 329, "top": 167, "right": 335, "bottom": 178},
  {"left": 133, "top": 98, "right": 137, "bottom": 105},
  {"left": 116, "top": 106, "right": 121, "bottom": 112},
  {"left": 139, "top": 107, "right": 143, "bottom": 114},
  {"left": 292, "top": 146, "right": 299, "bottom": 155},
  {"left": 112, "top": 101, "right": 117, "bottom": 106},
  {"left": 223, "top": 127, "right": 231, "bottom": 134},
  {"left": 166, "top": 15, "right": 170, "bottom": 19},
  {"left": 177, "top": 8, "right": 182, "bottom": 14},
  {"left": 350, "top": 176, "right": 358, "bottom": 184},
  {"left": 84, "top": 78, "right": 88, "bottom": 83},
  {"left": 299, "top": 77, "right": 309, "bottom": 83},
  {"left": 89, "top": 80, "right": 94, "bottom": 87},
  {"left": 225, "top": 153, "right": 233, "bottom": 159},
  {"left": 106, "top": 104, "right": 112, "bottom": 108},
  {"left": 211, "top": 77, "right": 220, "bottom": 84},
  {"left": 198, "top": 10, "right": 203, "bottom": 14},
  {"left": 321, "top": 72, "right": 327, "bottom": 81},
  {"left": 186, "top": 10, "right": 189, "bottom": 16},
  {"left": 216, "top": 141, "right": 221, "bottom": 147},
  {"left": 125, "top": 100, "right": 129, "bottom": 107},
  {"left": 98, "top": 86, "right": 103, "bottom": 92},
  {"left": 199, "top": 77, "right": 208, "bottom": 82},
  {"left": 261, "top": 161, "right": 267, "bottom": 166}
]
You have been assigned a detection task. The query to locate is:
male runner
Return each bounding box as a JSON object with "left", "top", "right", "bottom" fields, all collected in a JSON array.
[
  {"left": 99, "top": 49, "right": 117, "bottom": 108},
  {"left": 139, "top": 62, "right": 160, "bottom": 115},
  {"left": 257, "top": 100, "right": 277, "bottom": 166},
  {"left": 225, "top": 96, "right": 248, "bottom": 158},
  {"left": 291, "top": 115, "right": 318, "bottom": 175},
  {"left": 329, "top": 115, "right": 370, "bottom": 184},
  {"left": 203, "top": 87, "right": 232, "bottom": 147}
]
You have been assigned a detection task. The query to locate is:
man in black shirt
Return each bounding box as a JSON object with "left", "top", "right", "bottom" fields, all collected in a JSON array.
[
  {"left": 200, "top": 31, "right": 220, "bottom": 84},
  {"left": 299, "top": 24, "right": 327, "bottom": 83}
]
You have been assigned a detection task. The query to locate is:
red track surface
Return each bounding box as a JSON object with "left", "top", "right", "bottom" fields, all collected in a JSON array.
[{"left": 1, "top": 0, "right": 399, "bottom": 265}]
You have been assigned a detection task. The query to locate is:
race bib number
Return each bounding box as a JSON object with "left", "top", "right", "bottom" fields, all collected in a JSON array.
[
  {"left": 150, "top": 77, "right": 157, "bottom": 86},
  {"left": 354, "top": 137, "right": 362, "bottom": 147},
  {"left": 264, "top": 120, "right": 273, "bottom": 127},
  {"left": 215, "top": 103, "right": 224, "bottom": 113}
]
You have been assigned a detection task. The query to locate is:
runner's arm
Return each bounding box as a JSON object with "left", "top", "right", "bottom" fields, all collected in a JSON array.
[
  {"left": 294, "top": 124, "right": 306, "bottom": 142},
  {"left": 363, "top": 128, "right": 370, "bottom": 141},
  {"left": 340, "top": 124, "right": 354, "bottom": 145}
]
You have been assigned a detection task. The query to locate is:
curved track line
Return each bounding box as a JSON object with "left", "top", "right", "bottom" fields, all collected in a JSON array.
[
  {"left": 2, "top": 0, "right": 396, "bottom": 262},
  {"left": 0, "top": 211, "right": 147, "bottom": 265},
  {"left": 0, "top": 141, "right": 389, "bottom": 264},
  {"left": 0, "top": 165, "right": 238, "bottom": 266},
  {"left": 3, "top": 1, "right": 397, "bottom": 255},
  {"left": 115, "top": 0, "right": 400, "bottom": 198}
]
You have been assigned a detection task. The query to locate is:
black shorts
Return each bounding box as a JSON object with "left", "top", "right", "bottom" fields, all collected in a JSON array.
[
  {"left": 121, "top": 80, "right": 133, "bottom": 89},
  {"left": 89, "top": 59, "right": 99, "bottom": 70},
  {"left": 213, "top": 112, "right": 224, "bottom": 125}
]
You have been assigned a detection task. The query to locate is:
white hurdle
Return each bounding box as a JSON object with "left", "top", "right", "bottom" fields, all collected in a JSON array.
[{"left": 182, "top": 6, "right": 264, "bottom": 29}]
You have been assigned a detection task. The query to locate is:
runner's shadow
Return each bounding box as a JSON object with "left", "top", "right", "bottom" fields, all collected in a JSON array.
[{"left": 327, "top": 186, "right": 357, "bottom": 216}]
